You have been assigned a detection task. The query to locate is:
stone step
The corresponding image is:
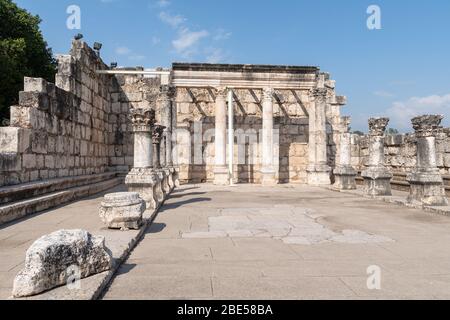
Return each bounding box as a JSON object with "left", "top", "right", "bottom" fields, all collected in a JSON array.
[
  {"left": 0, "top": 172, "right": 118, "bottom": 205},
  {"left": 0, "top": 177, "right": 123, "bottom": 226},
  {"left": 356, "top": 175, "right": 450, "bottom": 196}
]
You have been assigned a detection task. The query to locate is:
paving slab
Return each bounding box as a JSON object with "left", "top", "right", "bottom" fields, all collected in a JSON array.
[{"left": 103, "top": 183, "right": 450, "bottom": 300}]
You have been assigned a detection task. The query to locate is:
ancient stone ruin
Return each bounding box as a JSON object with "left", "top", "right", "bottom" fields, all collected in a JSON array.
[
  {"left": 0, "top": 39, "right": 449, "bottom": 299},
  {"left": 99, "top": 192, "right": 146, "bottom": 230},
  {"left": 12, "top": 229, "right": 112, "bottom": 298}
]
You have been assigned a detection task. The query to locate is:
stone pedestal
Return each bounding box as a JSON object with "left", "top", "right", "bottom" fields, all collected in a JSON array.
[
  {"left": 307, "top": 88, "right": 331, "bottom": 185},
  {"left": 125, "top": 168, "right": 160, "bottom": 211},
  {"left": 261, "top": 87, "right": 278, "bottom": 186},
  {"left": 407, "top": 115, "right": 448, "bottom": 206},
  {"left": 214, "top": 87, "right": 229, "bottom": 185},
  {"left": 99, "top": 192, "right": 146, "bottom": 230},
  {"left": 334, "top": 117, "right": 356, "bottom": 190},
  {"left": 362, "top": 117, "right": 392, "bottom": 196}
]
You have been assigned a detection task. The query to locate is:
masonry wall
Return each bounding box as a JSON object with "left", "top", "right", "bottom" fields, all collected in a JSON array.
[
  {"left": 175, "top": 87, "right": 341, "bottom": 184},
  {"left": 350, "top": 128, "right": 450, "bottom": 175},
  {"left": 0, "top": 40, "right": 133, "bottom": 187}
]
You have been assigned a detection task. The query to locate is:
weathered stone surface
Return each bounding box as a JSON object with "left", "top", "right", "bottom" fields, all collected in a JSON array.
[
  {"left": 362, "top": 117, "right": 393, "bottom": 196},
  {"left": 12, "top": 229, "right": 112, "bottom": 298},
  {"left": 406, "top": 115, "right": 448, "bottom": 206},
  {"left": 99, "top": 192, "right": 145, "bottom": 230}
]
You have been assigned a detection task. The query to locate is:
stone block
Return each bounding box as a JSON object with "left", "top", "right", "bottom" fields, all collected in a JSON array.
[
  {"left": 100, "top": 192, "right": 146, "bottom": 230},
  {"left": 19, "top": 91, "right": 50, "bottom": 111},
  {"left": 23, "top": 77, "right": 48, "bottom": 93},
  {"left": 12, "top": 229, "right": 112, "bottom": 298}
]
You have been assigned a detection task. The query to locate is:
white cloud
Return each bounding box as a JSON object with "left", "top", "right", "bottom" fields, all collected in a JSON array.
[
  {"left": 385, "top": 93, "right": 450, "bottom": 131},
  {"left": 115, "top": 46, "right": 146, "bottom": 62},
  {"left": 213, "top": 28, "right": 232, "bottom": 41},
  {"left": 159, "top": 11, "right": 186, "bottom": 29},
  {"left": 172, "top": 28, "right": 209, "bottom": 57},
  {"left": 115, "top": 46, "right": 131, "bottom": 55},
  {"left": 373, "top": 90, "right": 395, "bottom": 98},
  {"left": 205, "top": 48, "right": 227, "bottom": 63},
  {"left": 156, "top": 0, "right": 170, "bottom": 7}
]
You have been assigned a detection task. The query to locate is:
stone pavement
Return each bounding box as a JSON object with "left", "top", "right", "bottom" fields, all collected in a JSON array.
[
  {"left": 0, "top": 184, "right": 143, "bottom": 300},
  {"left": 103, "top": 184, "right": 450, "bottom": 300}
]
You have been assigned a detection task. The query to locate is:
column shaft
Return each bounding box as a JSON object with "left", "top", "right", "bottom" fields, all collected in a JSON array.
[{"left": 213, "top": 87, "right": 229, "bottom": 185}]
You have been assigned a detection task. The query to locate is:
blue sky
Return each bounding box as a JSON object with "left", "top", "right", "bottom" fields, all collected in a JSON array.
[{"left": 14, "top": 0, "right": 450, "bottom": 132}]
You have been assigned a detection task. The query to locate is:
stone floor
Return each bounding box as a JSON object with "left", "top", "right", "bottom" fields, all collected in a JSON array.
[
  {"left": 102, "top": 184, "right": 450, "bottom": 300},
  {"left": 1, "top": 183, "right": 450, "bottom": 300}
]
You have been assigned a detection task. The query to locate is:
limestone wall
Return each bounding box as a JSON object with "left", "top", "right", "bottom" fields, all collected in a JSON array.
[
  {"left": 0, "top": 40, "right": 132, "bottom": 187},
  {"left": 175, "top": 88, "right": 340, "bottom": 184},
  {"left": 351, "top": 128, "right": 450, "bottom": 175}
]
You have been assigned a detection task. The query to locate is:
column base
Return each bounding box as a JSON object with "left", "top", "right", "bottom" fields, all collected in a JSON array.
[
  {"left": 125, "top": 168, "right": 159, "bottom": 211},
  {"left": 307, "top": 164, "right": 331, "bottom": 185},
  {"left": 167, "top": 166, "right": 176, "bottom": 190},
  {"left": 155, "top": 170, "right": 166, "bottom": 203},
  {"left": 361, "top": 167, "right": 393, "bottom": 196},
  {"left": 260, "top": 167, "right": 278, "bottom": 186},
  {"left": 162, "top": 168, "right": 171, "bottom": 195},
  {"left": 407, "top": 172, "right": 449, "bottom": 206},
  {"left": 333, "top": 166, "right": 357, "bottom": 190},
  {"left": 214, "top": 166, "right": 229, "bottom": 186}
]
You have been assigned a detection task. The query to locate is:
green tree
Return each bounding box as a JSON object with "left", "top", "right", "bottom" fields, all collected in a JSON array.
[
  {"left": 0, "top": 0, "right": 56, "bottom": 124},
  {"left": 386, "top": 128, "right": 399, "bottom": 135}
]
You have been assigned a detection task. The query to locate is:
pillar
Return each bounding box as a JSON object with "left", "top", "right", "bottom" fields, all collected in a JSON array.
[
  {"left": 260, "top": 87, "right": 277, "bottom": 186},
  {"left": 307, "top": 88, "right": 331, "bottom": 185},
  {"left": 158, "top": 85, "right": 176, "bottom": 191},
  {"left": 152, "top": 124, "right": 167, "bottom": 202},
  {"left": 125, "top": 108, "right": 159, "bottom": 211},
  {"left": 407, "top": 115, "right": 448, "bottom": 206},
  {"left": 214, "top": 87, "right": 229, "bottom": 185},
  {"left": 361, "top": 117, "right": 392, "bottom": 196},
  {"left": 333, "top": 116, "right": 357, "bottom": 190}
]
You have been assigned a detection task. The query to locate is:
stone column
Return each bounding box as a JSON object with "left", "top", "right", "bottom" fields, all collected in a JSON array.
[
  {"left": 260, "top": 87, "right": 277, "bottom": 186},
  {"left": 333, "top": 116, "right": 357, "bottom": 190},
  {"left": 125, "top": 108, "right": 159, "bottom": 211},
  {"left": 152, "top": 124, "right": 167, "bottom": 202},
  {"left": 307, "top": 88, "right": 331, "bottom": 185},
  {"left": 158, "top": 85, "right": 176, "bottom": 190},
  {"left": 214, "top": 87, "right": 229, "bottom": 185},
  {"left": 407, "top": 115, "right": 448, "bottom": 206},
  {"left": 361, "top": 117, "right": 393, "bottom": 196}
]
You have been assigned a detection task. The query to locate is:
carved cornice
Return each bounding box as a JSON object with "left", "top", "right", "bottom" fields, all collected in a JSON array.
[
  {"left": 412, "top": 114, "right": 443, "bottom": 138},
  {"left": 152, "top": 124, "right": 166, "bottom": 144},
  {"left": 368, "top": 117, "right": 389, "bottom": 136}
]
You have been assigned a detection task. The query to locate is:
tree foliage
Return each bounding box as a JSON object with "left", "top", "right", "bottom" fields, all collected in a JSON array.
[{"left": 0, "top": 0, "right": 56, "bottom": 123}]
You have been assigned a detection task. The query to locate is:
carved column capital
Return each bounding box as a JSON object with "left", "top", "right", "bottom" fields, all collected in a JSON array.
[
  {"left": 152, "top": 124, "right": 166, "bottom": 144},
  {"left": 412, "top": 114, "right": 443, "bottom": 138},
  {"left": 214, "top": 87, "right": 228, "bottom": 100},
  {"left": 368, "top": 117, "right": 389, "bottom": 136},
  {"left": 158, "top": 85, "right": 175, "bottom": 101},
  {"left": 129, "top": 108, "right": 156, "bottom": 132},
  {"left": 310, "top": 88, "right": 328, "bottom": 103},
  {"left": 262, "top": 87, "right": 274, "bottom": 101},
  {"left": 340, "top": 116, "right": 352, "bottom": 133}
]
